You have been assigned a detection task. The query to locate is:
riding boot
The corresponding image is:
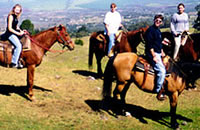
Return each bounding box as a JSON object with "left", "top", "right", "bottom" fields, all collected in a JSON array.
[{"left": 156, "top": 87, "right": 167, "bottom": 101}]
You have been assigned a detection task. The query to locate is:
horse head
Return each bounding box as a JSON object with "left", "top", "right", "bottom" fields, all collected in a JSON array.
[{"left": 56, "top": 24, "right": 75, "bottom": 50}]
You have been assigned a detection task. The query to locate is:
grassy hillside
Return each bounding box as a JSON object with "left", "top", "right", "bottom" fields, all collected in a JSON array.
[{"left": 0, "top": 36, "right": 199, "bottom": 129}]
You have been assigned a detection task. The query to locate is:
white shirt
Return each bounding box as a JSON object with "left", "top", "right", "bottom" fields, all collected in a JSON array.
[{"left": 104, "top": 11, "right": 122, "bottom": 34}]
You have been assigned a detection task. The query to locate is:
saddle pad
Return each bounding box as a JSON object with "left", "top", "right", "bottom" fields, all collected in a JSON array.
[{"left": 135, "top": 58, "right": 170, "bottom": 77}]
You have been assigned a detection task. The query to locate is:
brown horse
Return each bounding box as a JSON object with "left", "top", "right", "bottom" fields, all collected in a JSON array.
[
  {"left": 178, "top": 32, "right": 200, "bottom": 62},
  {"left": 161, "top": 31, "right": 200, "bottom": 62},
  {"left": 102, "top": 52, "right": 186, "bottom": 128},
  {"left": 88, "top": 26, "right": 149, "bottom": 77},
  {"left": 161, "top": 32, "right": 200, "bottom": 88},
  {"left": 0, "top": 24, "right": 74, "bottom": 101}
]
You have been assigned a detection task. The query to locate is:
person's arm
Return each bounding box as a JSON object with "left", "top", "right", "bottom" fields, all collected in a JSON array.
[
  {"left": 170, "top": 14, "right": 178, "bottom": 36},
  {"left": 184, "top": 13, "right": 189, "bottom": 32},
  {"left": 161, "top": 49, "right": 165, "bottom": 57},
  {"left": 8, "top": 15, "right": 24, "bottom": 36},
  {"left": 104, "top": 23, "right": 110, "bottom": 36}
]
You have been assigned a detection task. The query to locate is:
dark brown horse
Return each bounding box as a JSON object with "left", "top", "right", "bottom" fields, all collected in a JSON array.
[
  {"left": 161, "top": 32, "right": 200, "bottom": 88},
  {"left": 102, "top": 52, "right": 186, "bottom": 128},
  {"left": 161, "top": 31, "right": 200, "bottom": 62},
  {"left": 178, "top": 32, "right": 200, "bottom": 62},
  {"left": 88, "top": 26, "right": 149, "bottom": 77},
  {"left": 0, "top": 24, "right": 74, "bottom": 101}
]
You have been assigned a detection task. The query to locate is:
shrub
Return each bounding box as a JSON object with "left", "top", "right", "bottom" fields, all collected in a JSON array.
[{"left": 75, "top": 39, "right": 84, "bottom": 46}]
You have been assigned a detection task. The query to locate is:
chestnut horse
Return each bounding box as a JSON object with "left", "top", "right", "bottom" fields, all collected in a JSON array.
[
  {"left": 88, "top": 26, "right": 149, "bottom": 77},
  {"left": 102, "top": 52, "right": 186, "bottom": 128},
  {"left": 0, "top": 24, "right": 74, "bottom": 101}
]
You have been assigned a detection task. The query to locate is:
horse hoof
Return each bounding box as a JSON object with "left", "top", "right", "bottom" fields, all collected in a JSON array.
[
  {"left": 29, "top": 96, "right": 36, "bottom": 102},
  {"left": 125, "top": 111, "right": 131, "bottom": 117},
  {"left": 171, "top": 122, "right": 180, "bottom": 129}
]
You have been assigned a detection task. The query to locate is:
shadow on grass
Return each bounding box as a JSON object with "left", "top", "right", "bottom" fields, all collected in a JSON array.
[
  {"left": 85, "top": 99, "right": 193, "bottom": 128},
  {"left": 72, "top": 70, "right": 102, "bottom": 79},
  {"left": 0, "top": 84, "right": 52, "bottom": 101}
]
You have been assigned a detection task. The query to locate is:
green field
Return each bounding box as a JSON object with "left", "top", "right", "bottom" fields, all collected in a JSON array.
[{"left": 0, "top": 36, "right": 199, "bottom": 130}]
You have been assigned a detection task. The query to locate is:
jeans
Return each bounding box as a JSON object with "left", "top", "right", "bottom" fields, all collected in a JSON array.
[
  {"left": 108, "top": 33, "right": 115, "bottom": 55},
  {"left": 152, "top": 53, "right": 166, "bottom": 93},
  {"left": 8, "top": 34, "right": 22, "bottom": 65},
  {"left": 173, "top": 35, "right": 181, "bottom": 59}
]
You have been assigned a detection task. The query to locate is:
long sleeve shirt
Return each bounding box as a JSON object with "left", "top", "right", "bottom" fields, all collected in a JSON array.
[
  {"left": 145, "top": 25, "right": 162, "bottom": 57},
  {"left": 170, "top": 12, "right": 189, "bottom": 35}
]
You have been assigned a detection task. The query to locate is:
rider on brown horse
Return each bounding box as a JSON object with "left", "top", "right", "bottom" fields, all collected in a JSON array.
[
  {"left": 104, "top": 3, "right": 123, "bottom": 57},
  {"left": 0, "top": 4, "right": 26, "bottom": 68},
  {"left": 145, "top": 14, "right": 166, "bottom": 101}
]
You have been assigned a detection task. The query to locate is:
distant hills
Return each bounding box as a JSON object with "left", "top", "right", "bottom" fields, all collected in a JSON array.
[{"left": 0, "top": 0, "right": 199, "bottom": 11}]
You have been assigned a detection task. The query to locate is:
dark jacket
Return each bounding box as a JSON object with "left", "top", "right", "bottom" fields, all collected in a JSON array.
[{"left": 145, "top": 25, "right": 162, "bottom": 63}]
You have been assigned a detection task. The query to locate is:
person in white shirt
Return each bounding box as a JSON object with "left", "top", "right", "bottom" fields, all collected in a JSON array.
[
  {"left": 104, "top": 3, "right": 122, "bottom": 57},
  {"left": 170, "top": 3, "right": 189, "bottom": 60}
]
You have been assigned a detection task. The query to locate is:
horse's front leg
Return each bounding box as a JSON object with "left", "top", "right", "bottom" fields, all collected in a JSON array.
[
  {"left": 169, "top": 91, "right": 179, "bottom": 129},
  {"left": 27, "top": 64, "right": 36, "bottom": 101}
]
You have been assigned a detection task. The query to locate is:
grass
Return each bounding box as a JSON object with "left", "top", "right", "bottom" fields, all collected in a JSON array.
[{"left": 0, "top": 36, "right": 199, "bottom": 130}]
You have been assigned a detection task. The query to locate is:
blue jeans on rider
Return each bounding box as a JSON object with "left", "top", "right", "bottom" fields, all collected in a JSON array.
[
  {"left": 108, "top": 33, "right": 115, "bottom": 55},
  {"left": 8, "top": 34, "right": 22, "bottom": 65},
  {"left": 152, "top": 53, "right": 166, "bottom": 93}
]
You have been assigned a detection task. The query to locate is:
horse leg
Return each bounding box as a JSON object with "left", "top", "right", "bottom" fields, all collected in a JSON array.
[
  {"left": 113, "top": 81, "right": 131, "bottom": 116},
  {"left": 95, "top": 53, "right": 103, "bottom": 78},
  {"left": 113, "top": 81, "right": 128, "bottom": 104},
  {"left": 27, "top": 64, "right": 36, "bottom": 101},
  {"left": 169, "top": 91, "right": 179, "bottom": 128}
]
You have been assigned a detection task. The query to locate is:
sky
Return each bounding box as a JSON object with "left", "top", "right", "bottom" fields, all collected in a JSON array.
[{"left": 0, "top": 0, "right": 199, "bottom": 11}]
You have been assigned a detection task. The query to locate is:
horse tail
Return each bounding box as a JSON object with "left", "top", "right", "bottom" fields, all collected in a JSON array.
[
  {"left": 102, "top": 56, "right": 115, "bottom": 99},
  {"left": 88, "top": 33, "right": 95, "bottom": 70}
]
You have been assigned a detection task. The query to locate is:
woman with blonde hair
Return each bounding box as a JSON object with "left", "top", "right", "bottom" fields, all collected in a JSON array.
[{"left": 1, "top": 4, "right": 25, "bottom": 68}]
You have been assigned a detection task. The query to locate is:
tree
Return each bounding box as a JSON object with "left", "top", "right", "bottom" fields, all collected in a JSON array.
[
  {"left": 194, "top": 4, "right": 200, "bottom": 31},
  {"left": 76, "top": 25, "right": 89, "bottom": 38},
  {"left": 20, "top": 19, "right": 34, "bottom": 34}
]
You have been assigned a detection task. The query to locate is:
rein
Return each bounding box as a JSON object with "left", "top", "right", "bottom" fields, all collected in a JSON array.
[
  {"left": 169, "top": 57, "right": 188, "bottom": 78},
  {"left": 140, "top": 32, "right": 146, "bottom": 44}
]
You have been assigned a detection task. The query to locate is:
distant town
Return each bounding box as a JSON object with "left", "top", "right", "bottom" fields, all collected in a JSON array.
[{"left": 0, "top": 3, "right": 198, "bottom": 34}]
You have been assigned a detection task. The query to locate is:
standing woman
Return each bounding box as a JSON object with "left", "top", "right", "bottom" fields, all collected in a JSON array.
[
  {"left": 170, "top": 3, "right": 189, "bottom": 60},
  {"left": 2, "top": 4, "right": 25, "bottom": 68}
]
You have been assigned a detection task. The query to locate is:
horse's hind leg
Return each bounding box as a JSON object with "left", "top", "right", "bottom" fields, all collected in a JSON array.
[
  {"left": 113, "top": 81, "right": 131, "bottom": 116},
  {"left": 113, "top": 81, "right": 130, "bottom": 104}
]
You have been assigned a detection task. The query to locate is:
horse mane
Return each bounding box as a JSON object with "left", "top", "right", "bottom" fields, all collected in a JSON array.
[
  {"left": 168, "top": 58, "right": 187, "bottom": 81},
  {"left": 32, "top": 26, "right": 56, "bottom": 37}
]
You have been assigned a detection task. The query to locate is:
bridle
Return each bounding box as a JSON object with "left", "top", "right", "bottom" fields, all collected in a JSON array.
[
  {"left": 56, "top": 27, "right": 73, "bottom": 49},
  {"left": 140, "top": 30, "right": 146, "bottom": 44},
  {"left": 26, "top": 26, "right": 73, "bottom": 53}
]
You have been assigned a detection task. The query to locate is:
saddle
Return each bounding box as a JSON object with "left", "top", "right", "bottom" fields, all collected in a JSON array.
[
  {"left": 0, "top": 34, "right": 31, "bottom": 52},
  {"left": 96, "top": 30, "right": 123, "bottom": 52},
  {"left": 0, "top": 35, "right": 31, "bottom": 67},
  {"left": 135, "top": 56, "right": 171, "bottom": 88}
]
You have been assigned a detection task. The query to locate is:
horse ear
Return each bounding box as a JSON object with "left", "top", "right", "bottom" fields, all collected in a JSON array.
[
  {"left": 57, "top": 24, "right": 63, "bottom": 31},
  {"left": 139, "top": 28, "right": 143, "bottom": 32}
]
